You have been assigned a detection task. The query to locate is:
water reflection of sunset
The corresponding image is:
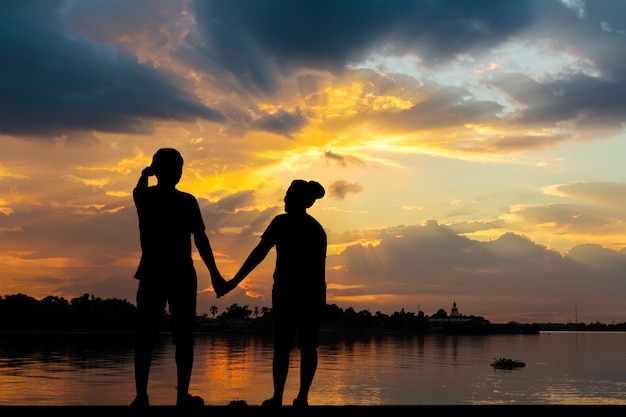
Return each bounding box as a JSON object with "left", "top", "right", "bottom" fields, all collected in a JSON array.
[{"left": 1, "top": 332, "right": 625, "bottom": 405}]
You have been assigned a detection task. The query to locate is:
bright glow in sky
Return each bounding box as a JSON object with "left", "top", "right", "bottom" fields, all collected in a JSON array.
[{"left": 1, "top": 0, "right": 626, "bottom": 324}]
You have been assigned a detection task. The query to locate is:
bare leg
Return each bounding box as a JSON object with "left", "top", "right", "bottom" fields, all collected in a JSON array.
[
  {"left": 132, "top": 282, "right": 163, "bottom": 407},
  {"left": 131, "top": 341, "right": 151, "bottom": 406},
  {"left": 264, "top": 347, "right": 290, "bottom": 406},
  {"left": 175, "top": 343, "right": 193, "bottom": 401},
  {"left": 295, "top": 346, "right": 317, "bottom": 405}
]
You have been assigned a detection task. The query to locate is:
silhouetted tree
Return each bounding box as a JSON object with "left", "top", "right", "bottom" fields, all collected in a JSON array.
[
  {"left": 0, "top": 294, "right": 40, "bottom": 328},
  {"left": 387, "top": 308, "right": 416, "bottom": 331},
  {"left": 220, "top": 303, "right": 252, "bottom": 319},
  {"left": 40, "top": 295, "right": 71, "bottom": 329},
  {"left": 322, "top": 303, "right": 344, "bottom": 328},
  {"left": 0, "top": 293, "right": 136, "bottom": 331}
]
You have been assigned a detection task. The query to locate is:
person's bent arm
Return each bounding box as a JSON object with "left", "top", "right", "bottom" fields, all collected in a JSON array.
[
  {"left": 227, "top": 239, "right": 273, "bottom": 291},
  {"left": 136, "top": 167, "right": 153, "bottom": 188}
]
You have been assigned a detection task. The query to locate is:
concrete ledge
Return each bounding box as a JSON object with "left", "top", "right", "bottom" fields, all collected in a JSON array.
[{"left": 1, "top": 405, "right": 625, "bottom": 416}]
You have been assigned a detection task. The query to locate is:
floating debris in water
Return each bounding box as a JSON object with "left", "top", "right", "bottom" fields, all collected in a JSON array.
[{"left": 491, "top": 357, "right": 526, "bottom": 369}]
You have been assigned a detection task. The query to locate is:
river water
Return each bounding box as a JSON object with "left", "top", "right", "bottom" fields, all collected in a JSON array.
[{"left": 0, "top": 331, "right": 624, "bottom": 406}]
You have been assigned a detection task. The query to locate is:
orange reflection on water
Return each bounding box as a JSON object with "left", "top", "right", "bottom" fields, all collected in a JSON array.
[
  {"left": 191, "top": 334, "right": 275, "bottom": 405},
  {"left": 2, "top": 332, "right": 626, "bottom": 405}
]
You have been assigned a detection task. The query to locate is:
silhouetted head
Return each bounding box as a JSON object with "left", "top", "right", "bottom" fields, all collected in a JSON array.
[
  {"left": 284, "top": 180, "right": 325, "bottom": 213},
  {"left": 150, "top": 148, "right": 183, "bottom": 186}
]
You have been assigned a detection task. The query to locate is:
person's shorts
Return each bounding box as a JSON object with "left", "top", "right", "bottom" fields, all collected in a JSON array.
[
  {"left": 136, "top": 277, "right": 197, "bottom": 346},
  {"left": 271, "top": 286, "right": 323, "bottom": 351}
]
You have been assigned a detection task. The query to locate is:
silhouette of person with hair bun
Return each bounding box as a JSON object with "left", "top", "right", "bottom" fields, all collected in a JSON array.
[
  {"left": 130, "top": 148, "right": 226, "bottom": 408},
  {"left": 223, "top": 179, "right": 327, "bottom": 408}
]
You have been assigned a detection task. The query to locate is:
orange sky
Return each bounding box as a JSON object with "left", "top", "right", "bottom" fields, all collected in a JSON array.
[{"left": 2, "top": 1, "right": 626, "bottom": 323}]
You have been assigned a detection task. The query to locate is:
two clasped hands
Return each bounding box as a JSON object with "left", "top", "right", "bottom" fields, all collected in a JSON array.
[{"left": 212, "top": 275, "right": 236, "bottom": 298}]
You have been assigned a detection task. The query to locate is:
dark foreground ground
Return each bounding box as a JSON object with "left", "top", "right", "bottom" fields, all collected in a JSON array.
[{"left": 2, "top": 405, "right": 625, "bottom": 416}]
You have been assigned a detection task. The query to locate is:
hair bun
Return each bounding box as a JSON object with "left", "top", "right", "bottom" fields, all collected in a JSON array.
[{"left": 308, "top": 181, "right": 325, "bottom": 200}]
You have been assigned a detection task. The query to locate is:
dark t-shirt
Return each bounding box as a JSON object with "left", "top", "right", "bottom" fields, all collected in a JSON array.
[
  {"left": 261, "top": 212, "right": 327, "bottom": 308},
  {"left": 133, "top": 186, "right": 205, "bottom": 281}
]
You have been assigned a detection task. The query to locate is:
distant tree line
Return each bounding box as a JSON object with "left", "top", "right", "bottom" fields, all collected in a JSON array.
[
  {"left": 1, "top": 293, "right": 625, "bottom": 333},
  {"left": 202, "top": 303, "right": 434, "bottom": 334},
  {"left": 0, "top": 293, "right": 433, "bottom": 333},
  {"left": 0, "top": 293, "right": 138, "bottom": 331}
]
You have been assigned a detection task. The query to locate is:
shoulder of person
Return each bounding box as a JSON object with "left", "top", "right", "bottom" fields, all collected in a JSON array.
[
  {"left": 268, "top": 213, "right": 288, "bottom": 224},
  {"left": 176, "top": 189, "right": 198, "bottom": 200}
]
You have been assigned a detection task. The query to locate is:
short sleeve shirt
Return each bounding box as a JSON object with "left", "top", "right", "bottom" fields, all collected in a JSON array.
[
  {"left": 133, "top": 186, "right": 205, "bottom": 280},
  {"left": 261, "top": 212, "right": 327, "bottom": 307}
]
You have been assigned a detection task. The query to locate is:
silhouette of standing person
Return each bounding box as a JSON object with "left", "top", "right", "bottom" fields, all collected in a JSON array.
[
  {"left": 224, "top": 179, "right": 327, "bottom": 408},
  {"left": 130, "top": 148, "right": 226, "bottom": 408}
]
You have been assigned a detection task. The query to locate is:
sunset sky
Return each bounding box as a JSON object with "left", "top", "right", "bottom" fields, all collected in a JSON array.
[{"left": 2, "top": 0, "right": 626, "bottom": 324}]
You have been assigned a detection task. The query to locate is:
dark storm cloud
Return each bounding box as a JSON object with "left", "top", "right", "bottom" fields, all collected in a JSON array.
[
  {"left": 189, "top": 0, "right": 533, "bottom": 93},
  {"left": 5, "top": 0, "right": 626, "bottom": 145},
  {"left": 252, "top": 107, "right": 308, "bottom": 139},
  {"left": 186, "top": 0, "right": 626, "bottom": 144},
  {"left": 491, "top": 71, "right": 626, "bottom": 133},
  {"left": 0, "top": 1, "right": 223, "bottom": 142},
  {"left": 500, "top": 1, "right": 626, "bottom": 136},
  {"left": 65, "top": 0, "right": 184, "bottom": 45}
]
